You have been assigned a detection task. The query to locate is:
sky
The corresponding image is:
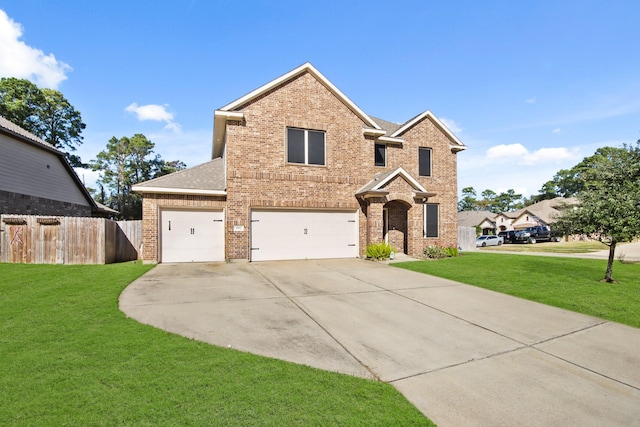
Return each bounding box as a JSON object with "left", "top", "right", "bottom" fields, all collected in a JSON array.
[{"left": 1, "top": 0, "right": 639, "bottom": 198}]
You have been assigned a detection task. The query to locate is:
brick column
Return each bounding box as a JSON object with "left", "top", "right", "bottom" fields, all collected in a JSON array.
[{"left": 367, "top": 200, "right": 384, "bottom": 245}]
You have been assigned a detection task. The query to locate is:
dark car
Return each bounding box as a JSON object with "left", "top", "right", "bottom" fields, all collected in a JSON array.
[{"left": 498, "top": 230, "right": 517, "bottom": 243}]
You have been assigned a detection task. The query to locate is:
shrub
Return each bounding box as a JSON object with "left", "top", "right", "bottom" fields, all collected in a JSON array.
[
  {"left": 366, "top": 242, "right": 395, "bottom": 260},
  {"left": 424, "top": 242, "right": 459, "bottom": 259},
  {"left": 423, "top": 244, "right": 447, "bottom": 259}
]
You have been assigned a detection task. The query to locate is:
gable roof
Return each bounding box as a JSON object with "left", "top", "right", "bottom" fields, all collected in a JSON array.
[
  {"left": 212, "top": 63, "right": 467, "bottom": 159},
  {"left": 457, "top": 210, "right": 496, "bottom": 228},
  {"left": 510, "top": 197, "right": 577, "bottom": 225},
  {"left": 0, "top": 115, "right": 106, "bottom": 215},
  {"left": 355, "top": 167, "right": 436, "bottom": 201},
  {"left": 213, "top": 62, "right": 382, "bottom": 158},
  {"left": 132, "top": 157, "right": 226, "bottom": 196},
  {"left": 390, "top": 110, "right": 466, "bottom": 152}
]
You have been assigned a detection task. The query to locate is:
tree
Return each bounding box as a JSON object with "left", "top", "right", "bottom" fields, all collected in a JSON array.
[
  {"left": 492, "top": 189, "right": 525, "bottom": 213},
  {"left": 554, "top": 142, "right": 640, "bottom": 283},
  {"left": 458, "top": 187, "right": 478, "bottom": 211},
  {"left": 0, "top": 77, "right": 86, "bottom": 167},
  {"left": 458, "top": 187, "right": 525, "bottom": 213},
  {"left": 530, "top": 146, "right": 629, "bottom": 204},
  {"left": 91, "top": 134, "right": 185, "bottom": 219}
]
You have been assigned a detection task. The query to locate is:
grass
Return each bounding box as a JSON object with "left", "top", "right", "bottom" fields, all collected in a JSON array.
[
  {"left": 481, "top": 240, "right": 609, "bottom": 253},
  {"left": 0, "top": 262, "right": 432, "bottom": 426},
  {"left": 394, "top": 252, "right": 640, "bottom": 329}
]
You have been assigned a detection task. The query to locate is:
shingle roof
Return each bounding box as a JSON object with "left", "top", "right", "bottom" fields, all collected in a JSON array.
[
  {"left": 133, "top": 157, "right": 225, "bottom": 193},
  {"left": 457, "top": 210, "right": 496, "bottom": 227},
  {"left": 369, "top": 116, "right": 402, "bottom": 135},
  {"left": 511, "top": 197, "right": 577, "bottom": 224},
  {"left": 0, "top": 115, "right": 58, "bottom": 152}
]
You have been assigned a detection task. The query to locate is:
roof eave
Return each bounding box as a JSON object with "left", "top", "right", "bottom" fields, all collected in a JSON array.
[
  {"left": 391, "top": 110, "right": 466, "bottom": 151},
  {"left": 218, "top": 62, "right": 381, "bottom": 129},
  {"left": 212, "top": 110, "right": 244, "bottom": 159},
  {"left": 131, "top": 186, "right": 227, "bottom": 196}
]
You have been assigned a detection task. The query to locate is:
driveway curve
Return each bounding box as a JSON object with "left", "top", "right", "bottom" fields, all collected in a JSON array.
[{"left": 120, "top": 259, "right": 640, "bottom": 426}]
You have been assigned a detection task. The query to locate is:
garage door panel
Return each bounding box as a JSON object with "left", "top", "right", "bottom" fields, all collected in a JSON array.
[
  {"left": 161, "top": 210, "right": 224, "bottom": 263},
  {"left": 251, "top": 210, "right": 358, "bottom": 262}
]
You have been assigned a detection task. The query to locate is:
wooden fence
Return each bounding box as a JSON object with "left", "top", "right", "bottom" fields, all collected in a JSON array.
[{"left": 0, "top": 215, "right": 142, "bottom": 264}]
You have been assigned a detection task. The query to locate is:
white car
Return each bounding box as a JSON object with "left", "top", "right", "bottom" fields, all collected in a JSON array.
[{"left": 476, "top": 235, "right": 503, "bottom": 247}]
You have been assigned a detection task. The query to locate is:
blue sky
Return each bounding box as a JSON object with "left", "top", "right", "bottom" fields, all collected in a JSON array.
[{"left": 1, "top": 0, "right": 639, "bottom": 197}]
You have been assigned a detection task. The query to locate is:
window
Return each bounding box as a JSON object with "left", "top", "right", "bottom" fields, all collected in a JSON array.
[
  {"left": 287, "top": 128, "right": 325, "bottom": 165},
  {"left": 419, "top": 147, "right": 432, "bottom": 176},
  {"left": 374, "top": 143, "right": 386, "bottom": 167},
  {"left": 424, "top": 203, "right": 439, "bottom": 237}
]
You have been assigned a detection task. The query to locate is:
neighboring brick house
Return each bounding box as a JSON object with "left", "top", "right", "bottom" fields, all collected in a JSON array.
[
  {"left": 0, "top": 115, "right": 112, "bottom": 217},
  {"left": 133, "top": 63, "right": 466, "bottom": 263}
]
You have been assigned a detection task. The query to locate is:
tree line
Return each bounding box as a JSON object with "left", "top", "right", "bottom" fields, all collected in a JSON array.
[{"left": 0, "top": 77, "right": 184, "bottom": 220}]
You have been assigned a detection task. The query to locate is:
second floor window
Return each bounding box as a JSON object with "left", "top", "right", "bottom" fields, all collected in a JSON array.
[
  {"left": 287, "top": 128, "right": 325, "bottom": 166},
  {"left": 419, "top": 147, "right": 432, "bottom": 176},
  {"left": 374, "top": 143, "right": 386, "bottom": 167}
]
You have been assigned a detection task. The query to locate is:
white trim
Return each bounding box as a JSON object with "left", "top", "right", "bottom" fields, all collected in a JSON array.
[
  {"left": 371, "top": 167, "right": 428, "bottom": 193},
  {"left": 214, "top": 110, "right": 244, "bottom": 120},
  {"left": 391, "top": 110, "right": 466, "bottom": 150},
  {"left": 363, "top": 128, "right": 386, "bottom": 137},
  {"left": 377, "top": 136, "right": 404, "bottom": 145},
  {"left": 132, "top": 186, "right": 227, "bottom": 196},
  {"left": 219, "top": 62, "right": 381, "bottom": 130}
]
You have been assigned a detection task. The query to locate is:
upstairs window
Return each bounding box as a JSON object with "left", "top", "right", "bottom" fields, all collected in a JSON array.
[
  {"left": 287, "top": 128, "right": 325, "bottom": 166},
  {"left": 374, "top": 143, "right": 386, "bottom": 167},
  {"left": 424, "top": 203, "right": 439, "bottom": 237},
  {"left": 419, "top": 147, "right": 432, "bottom": 176}
]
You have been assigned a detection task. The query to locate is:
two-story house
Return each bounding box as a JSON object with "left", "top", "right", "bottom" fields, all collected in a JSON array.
[{"left": 133, "top": 63, "right": 466, "bottom": 262}]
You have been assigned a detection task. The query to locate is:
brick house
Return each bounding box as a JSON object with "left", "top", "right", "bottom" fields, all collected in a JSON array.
[
  {"left": 133, "top": 63, "right": 466, "bottom": 263},
  {"left": 0, "top": 115, "right": 113, "bottom": 217}
]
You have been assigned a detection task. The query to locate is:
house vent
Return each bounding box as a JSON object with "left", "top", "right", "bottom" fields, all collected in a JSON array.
[
  {"left": 37, "top": 218, "right": 61, "bottom": 225},
  {"left": 2, "top": 217, "right": 27, "bottom": 225}
]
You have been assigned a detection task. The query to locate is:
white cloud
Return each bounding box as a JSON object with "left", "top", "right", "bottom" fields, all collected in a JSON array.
[
  {"left": 0, "top": 9, "right": 71, "bottom": 88},
  {"left": 552, "top": 128, "right": 562, "bottom": 134},
  {"left": 125, "top": 103, "right": 174, "bottom": 122},
  {"left": 125, "top": 102, "right": 181, "bottom": 133},
  {"left": 486, "top": 143, "right": 577, "bottom": 166},
  {"left": 486, "top": 143, "right": 529, "bottom": 158},
  {"left": 440, "top": 117, "right": 462, "bottom": 134},
  {"left": 526, "top": 97, "right": 537, "bottom": 104}
]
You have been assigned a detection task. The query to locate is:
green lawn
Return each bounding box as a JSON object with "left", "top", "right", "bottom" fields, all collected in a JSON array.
[
  {"left": 0, "top": 263, "right": 432, "bottom": 426},
  {"left": 481, "top": 241, "right": 609, "bottom": 253},
  {"left": 394, "top": 252, "right": 640, "bottom": 328}
]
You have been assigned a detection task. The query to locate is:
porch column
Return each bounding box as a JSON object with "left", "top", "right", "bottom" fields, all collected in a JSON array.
[{"left": 367, "top": 200, "right": 384, "bottom": 245}]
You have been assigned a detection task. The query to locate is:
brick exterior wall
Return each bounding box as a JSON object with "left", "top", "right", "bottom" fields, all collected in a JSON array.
[
  {"left": 141, "top": 193, "right": 226, "bottom": 262},
  {"left": 223, "top": 71, "right": 460, "bottom": 259},
  {"left": 0, "top": 189, "right": 92, "bottom": 217},
  {"left": 140, "top": 69, "right": 462, "bottom": 262}
]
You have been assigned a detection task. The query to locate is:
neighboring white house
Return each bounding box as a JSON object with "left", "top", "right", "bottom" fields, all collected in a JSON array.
[
  {"left": 457, "top": 210, "right": 496, "bottom": 235},
  {"left": 459, "top": 197, "right": 577, "bottom": 235},
  {"left": 495, "top": 197, "right": 577, "bottom": 231}
]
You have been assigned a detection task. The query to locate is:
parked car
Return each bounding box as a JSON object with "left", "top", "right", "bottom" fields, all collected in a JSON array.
[
  {"left": 513, "top": 226, "right": 557, "bottom": 244},
  {"left": 498, "top": 230, "right": 517, "bottom": 244},
  {"left": 476, "top": 235, "right": 503, "bottom": 247}
]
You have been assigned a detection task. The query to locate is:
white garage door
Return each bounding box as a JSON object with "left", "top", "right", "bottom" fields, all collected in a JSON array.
[
  {"left": 161, "top": 209, "right": 224, "bottom": 263},
  {"left": 250, "top": 209, "right": 358, "bottom": 261}
]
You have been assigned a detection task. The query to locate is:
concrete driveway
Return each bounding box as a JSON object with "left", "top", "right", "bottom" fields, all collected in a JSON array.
[{"left": 120, "top": 259, "right": 640, "bottom": 426}]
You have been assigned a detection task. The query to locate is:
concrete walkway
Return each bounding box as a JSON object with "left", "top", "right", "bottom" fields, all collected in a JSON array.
[{"left": 120, "top": 259, "right": 640, "bottom": 426}]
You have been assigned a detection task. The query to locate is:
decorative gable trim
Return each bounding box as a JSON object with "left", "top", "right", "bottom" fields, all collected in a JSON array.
[
  {"left": 374, "top": 167, "right": 427, "bottom": 193},
  {"left": 356, "top": 167, "right": 435, "bottom": 202},
  {"left": 391, "top": 110, "right": 466, "bottom": 152},
  {"left": 218, "top": 63, "right": 381, "bottom": 130}
]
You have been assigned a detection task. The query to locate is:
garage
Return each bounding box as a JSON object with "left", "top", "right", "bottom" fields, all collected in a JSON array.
[
  {"left": 160, "top": 209, "right": 225, "bottom": 263},
  {"left": 250, "top": 209, "right": 358, "bottom": 261}
]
